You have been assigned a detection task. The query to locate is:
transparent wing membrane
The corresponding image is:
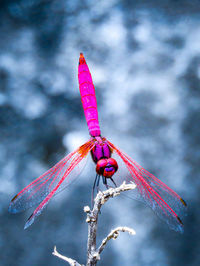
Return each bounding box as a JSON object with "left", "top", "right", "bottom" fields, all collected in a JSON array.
[
  {"left": 108, "top": 140, "right": 187, "bottom": 233},
  {"left": 9, "top": 140, "right": 94, "bottom": 228}
]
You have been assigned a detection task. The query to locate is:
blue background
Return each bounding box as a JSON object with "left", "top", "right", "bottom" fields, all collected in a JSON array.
[{"left": 0, "top": 0, "right": 200, "bottom": 265}]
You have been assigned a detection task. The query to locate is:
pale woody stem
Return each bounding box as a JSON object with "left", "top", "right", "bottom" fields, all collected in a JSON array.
[{"left": 53, "top": 182, "right": 136, "bottom": 266}]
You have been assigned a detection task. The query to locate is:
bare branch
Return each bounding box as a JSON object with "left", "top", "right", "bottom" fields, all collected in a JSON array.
[
  {"left": 52, "top": 182, "right": 136, "bottom": 266},
  {"left": 52, "top": 246, "right": 83, "bottom": 266},
  {"left": 98, "top": 226, "right": 136, "bottom": 254},
  {"left": 86, "top": 182, "right": 136, "bottom": 266}
]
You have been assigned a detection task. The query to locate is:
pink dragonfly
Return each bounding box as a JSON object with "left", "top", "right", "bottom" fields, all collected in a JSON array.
[{"left": 9, "top": 53, "right": 187, "bottom": 232}]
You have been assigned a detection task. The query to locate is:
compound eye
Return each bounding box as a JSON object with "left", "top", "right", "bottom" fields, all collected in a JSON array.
[
  {"left": 107, "top": 158, "right": 118, "bottom": 171},
  {"left": 103, "top": 158, "right": 118, "bottom": 178},
  {"left": 96, "top": 159, "right": 108, "bottom": 175}
]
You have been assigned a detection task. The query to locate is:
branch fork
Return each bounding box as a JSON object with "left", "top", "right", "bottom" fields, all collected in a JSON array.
[{"left": 53, "top": 182, "right": 136, "bottom": 266}]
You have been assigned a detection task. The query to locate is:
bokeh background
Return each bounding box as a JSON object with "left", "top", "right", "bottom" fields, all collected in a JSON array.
[{"left": 0, "top": 0, "right": 200, "bottom": 265}]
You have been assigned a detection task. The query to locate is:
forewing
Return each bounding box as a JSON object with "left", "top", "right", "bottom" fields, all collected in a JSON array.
[
  {"left": 108, "top": 141, "right": 187, "bottom": 233},
  {"left": 9, "top": 140, "right": 94, "bottom": 228}
]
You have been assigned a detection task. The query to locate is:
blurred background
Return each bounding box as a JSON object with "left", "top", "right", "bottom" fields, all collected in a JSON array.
[{"left": 0, "top": 0, "right": 200, "bottom": 265}]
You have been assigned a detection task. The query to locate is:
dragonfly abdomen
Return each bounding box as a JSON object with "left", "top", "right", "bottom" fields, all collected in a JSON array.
[{"left": 78, "top": 53, "right": 101, "bottom": 137}]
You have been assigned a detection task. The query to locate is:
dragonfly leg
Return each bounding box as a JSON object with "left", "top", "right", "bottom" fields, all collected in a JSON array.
[
  {"left": 110, "top": 177, "right": 117, "bottom": 188},
  {"left": 96, "top": 174, "right": 101, "bottom": 192},
  {"left": 92, "top": 174, "right": 99, "bottom": 207},
  {"left": 102, "top": 176, "right": 109, "bottom": 189}
]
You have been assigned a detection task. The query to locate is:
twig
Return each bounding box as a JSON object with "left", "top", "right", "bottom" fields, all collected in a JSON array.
[
  {"left": 52, "top": 182, "right": 136, "bottom": 266},
  {"left": 98, "top": 226, "right": 136, "bottom": 254},
  {"left": 52, "top": 246, "right": 83, "bottom": 266},
  {"left": 85, "top": 182, "right": 136, "bottom": 266}
]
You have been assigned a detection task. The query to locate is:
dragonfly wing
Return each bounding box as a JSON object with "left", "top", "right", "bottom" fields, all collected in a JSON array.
[
  {"left": 108, "top": 141, "right": 187, "bottom": 233},
  {"left": 9, "top": 140, "right": 94, "bottom": 228}
]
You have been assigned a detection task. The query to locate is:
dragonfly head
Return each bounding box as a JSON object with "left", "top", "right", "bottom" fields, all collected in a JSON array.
[{"left": 96, "top": 158, "right": 118, "bottom": 178}]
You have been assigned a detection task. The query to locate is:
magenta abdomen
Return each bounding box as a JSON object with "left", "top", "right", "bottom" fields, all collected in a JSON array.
[{"left": 78, "top": 54, "right": 101, "bottom": 137}]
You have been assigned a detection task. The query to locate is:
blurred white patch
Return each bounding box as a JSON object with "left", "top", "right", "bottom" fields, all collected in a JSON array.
[
  {"left": 98, "top": 11, "right": 126, "bottom": 48},
  {"left": 197, "top": 65, "right": 200, "bottom": 79},
  {"left": 0, "top": 93, "right": 7, "bottom": 105},
  {"left": 24, "top": 93, "right": 49, "bottom": 119},
  {"left": 89, "top": 0, "right": 118, "bottom": 15},
  {"left": 0, "top": 29, "right": 36, "bottom": 78},
  {"left": 10, "top": 85, "right": 49, "bottom": 119},
  {"left": 91, "top": 65, "right": 107, "bottom": 85},
  {"left": 0, "top": 54, "right": 18, "bottom": 73},
  {"left": 39, "top": 71, "right": 67, "bottom": 95},
  {"left": 63, "top": 131, "right": 88, "bottom": 152},
  {"left": 0, "top": 160, "right": 16, "bottom": 195},
  {"left": 134, "top": 21, "right": 151, "bottom": 43}
]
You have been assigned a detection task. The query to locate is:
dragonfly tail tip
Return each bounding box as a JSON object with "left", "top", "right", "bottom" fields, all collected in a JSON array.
[{"left": 79, "top": 53, "right": 85, "bottom": 64}]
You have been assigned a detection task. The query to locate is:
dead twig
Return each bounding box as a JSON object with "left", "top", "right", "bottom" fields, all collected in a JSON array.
[
  {"left": 52, "top": 182, "right": 136, "bottom": 266},
  {"left": 52, "top": 246, "right": 83, "bottom": 266},
  {"left": 98, "top": 226, "right": 136, "bottom": 255},
  {"left": 85, "top": 182, "right": 136, "bottom": 266}
]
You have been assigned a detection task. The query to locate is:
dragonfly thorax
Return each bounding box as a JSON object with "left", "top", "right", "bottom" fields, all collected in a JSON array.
[
  {"left": 96, "top": 158, "right": 118, "bottom": 178},
  {"left": 91, "top": 136, "right": 111, "bottom": 163},
  {"left": 91, "top": 136, "right": 118, "bottom": 178}
]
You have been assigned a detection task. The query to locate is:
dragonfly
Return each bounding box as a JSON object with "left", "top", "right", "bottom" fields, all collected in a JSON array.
[{"left": 9, "top": 53, "right": 187, "bottom": 232}]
